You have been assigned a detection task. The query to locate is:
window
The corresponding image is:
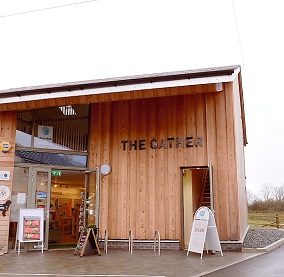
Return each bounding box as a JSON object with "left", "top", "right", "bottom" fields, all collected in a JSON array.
[{"left": 16, "top": 105, "right": 89, "bottom": 152}]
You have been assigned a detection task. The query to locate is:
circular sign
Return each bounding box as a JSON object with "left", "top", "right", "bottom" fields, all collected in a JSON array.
[
  {"left": 0, "top": 185, "right": 10, "bottom": 201},
  {"left": 101, "top": 164, "right": 111, "bottom": 175}
]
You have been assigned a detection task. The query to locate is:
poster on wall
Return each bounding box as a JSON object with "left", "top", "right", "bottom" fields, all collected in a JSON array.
[
  {"left": 38, "top": 125, "right": 53, "bottom": 141},
  {"left": 16, "top": 208, "right": 44, "bottom": 254}
]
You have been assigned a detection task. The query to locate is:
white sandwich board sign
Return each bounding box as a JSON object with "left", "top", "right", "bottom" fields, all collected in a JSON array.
[
  {"left": 187, "top": 206, "right": 223, "bottom": 259},
  {"left": 15, "top": 208, "right": 45, "bottom": 254}
]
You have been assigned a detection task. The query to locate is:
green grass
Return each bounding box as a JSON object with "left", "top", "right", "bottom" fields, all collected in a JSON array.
[{"left": 249, "top": 211, "right": 284, "bottom": 227}]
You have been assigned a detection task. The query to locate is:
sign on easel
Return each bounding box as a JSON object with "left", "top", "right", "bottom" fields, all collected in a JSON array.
[
  {"left": 74, "top": 228, "right": 101, "bottom": 257},
  {"left": 187, "top": 206, "right": 223, "bottom": 259},
  {"left": 15, "top": 208, "right": 45, "bottom": 254}
]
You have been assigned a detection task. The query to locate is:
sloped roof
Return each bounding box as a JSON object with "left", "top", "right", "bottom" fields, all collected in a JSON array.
[{"left": 0, "top": 65, "right": 240, "bottom": 99}]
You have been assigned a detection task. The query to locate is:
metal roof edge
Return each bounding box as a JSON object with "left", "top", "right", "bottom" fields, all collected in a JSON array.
[
  {"left": 0, "top": 65, "right": 241, "bottom": 103},
  {"left": 0, "top": 65, "right": 240, "bottom": 94}
]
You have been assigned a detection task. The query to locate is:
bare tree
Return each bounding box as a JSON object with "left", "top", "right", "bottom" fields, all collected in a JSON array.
[
  {"left": 246, "top": 189, "right": 258, "bottom": 205},
  {"left": 273, "top": 184, "right": 284, "bottom": 201},
  {"left": 260, "top": 183, "right": 274, "bottom": 201}
]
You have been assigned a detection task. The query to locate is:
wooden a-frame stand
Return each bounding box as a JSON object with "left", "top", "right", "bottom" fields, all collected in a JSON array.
[{"left": 74, "top": 228, "right": 101, "bottom": 257}]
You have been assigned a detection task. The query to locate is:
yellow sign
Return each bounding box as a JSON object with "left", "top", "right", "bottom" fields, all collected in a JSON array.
[{"left": 0, "top": 141, "right": 11, "bottom": 153}]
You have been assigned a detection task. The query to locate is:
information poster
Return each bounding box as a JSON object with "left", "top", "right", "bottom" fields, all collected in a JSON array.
[{"left": 23, "top": 216, "right": 41, "bottom": 240}]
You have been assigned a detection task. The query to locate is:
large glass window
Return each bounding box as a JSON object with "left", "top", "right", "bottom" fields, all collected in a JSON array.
[
  {"left": 17, "top": 111, "right": 33, "bottom": 148},
  {"left": 16, "top": 104, "right": 89, "bottom": 152}
]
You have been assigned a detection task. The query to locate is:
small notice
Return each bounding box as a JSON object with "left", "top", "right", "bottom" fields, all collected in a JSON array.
[
  {"left": 17, "top": 193, "right": 26, "bottom": 204},
  {"left": 37, "top": 191, "right": 47, "bottom": 199},
  {"left": 0, "top": 171, "right": 10, "bottom": 181}
]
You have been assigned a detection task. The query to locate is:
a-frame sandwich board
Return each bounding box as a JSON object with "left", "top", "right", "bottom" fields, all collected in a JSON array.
[{"left": 187, "top": 206, "right": 223, "bottom": 259}]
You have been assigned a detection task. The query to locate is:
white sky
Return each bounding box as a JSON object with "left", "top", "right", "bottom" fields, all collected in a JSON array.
[{"left": 1, "top": 0, "right": 283, "bottom": 195}]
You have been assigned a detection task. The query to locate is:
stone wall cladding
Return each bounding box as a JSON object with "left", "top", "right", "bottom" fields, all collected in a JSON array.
[
  {"left": 220, "top": 242, "right": 243, "bottom": 252},
  {"left": 99, "top": 240, "right": 243, "bottom": 252},
  {"left": 100, "top": 241, "right": 180, "bottom": 251},
  {"left": 99, "top": 240, "right": 242, "bottom": 252}
]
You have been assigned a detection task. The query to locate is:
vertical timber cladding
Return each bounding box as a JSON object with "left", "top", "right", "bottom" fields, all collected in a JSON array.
[
  {"left": 210, "top": 80, "right": 246, "bottom": 241},
  {"left": 0, "top": 111, "right": 17, "bottom": 252},
  {"left": 89, "top": 86, "right": 244, "bottom": 242}
]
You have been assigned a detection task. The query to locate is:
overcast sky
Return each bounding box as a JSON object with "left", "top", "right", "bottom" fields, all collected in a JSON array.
[{"left": 1, "top": 0, "right": 283, "bottom": 195}]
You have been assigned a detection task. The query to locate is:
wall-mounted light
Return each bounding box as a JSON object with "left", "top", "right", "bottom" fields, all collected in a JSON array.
[
  {"left": 101, "top": 164, "right": 111, "bottom": 175},
  {"left": 216, "top": 82, "right": 223, "bottom": 92}
]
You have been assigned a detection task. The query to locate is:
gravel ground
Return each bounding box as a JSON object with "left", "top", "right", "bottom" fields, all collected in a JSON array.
[{"left": 243, "top": 228, "right": 284, "bottom": 248}]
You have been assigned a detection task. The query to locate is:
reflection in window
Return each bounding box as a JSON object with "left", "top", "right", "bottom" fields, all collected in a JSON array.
[
  {"left": 16, "top": 111, "right": 33, "bottom": 148},
  {"left": 15, "top": 150, "right": 87, "bottom": 167},
  {"left": 16, "top": 130, "right": 32, "bottom": 148}
]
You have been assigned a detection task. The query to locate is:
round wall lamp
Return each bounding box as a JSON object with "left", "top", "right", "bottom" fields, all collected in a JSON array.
[{"left": 101, "top": 164, "right": 111, "bottom": 175}]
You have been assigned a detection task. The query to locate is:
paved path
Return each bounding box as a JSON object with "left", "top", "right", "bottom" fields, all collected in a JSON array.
[
  {"left": 0, "top": 248, "right": 258, "bottom": 277},
  {"left": 202, "top": 245, "right": 284, "bottom": 277}
]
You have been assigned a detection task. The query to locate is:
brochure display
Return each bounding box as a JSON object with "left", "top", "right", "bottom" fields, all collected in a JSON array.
[
  {"left": 187, "top": 206, "right": 223, "bottom": 259},
  {"left": 15, "top": 208, "right": 45, "bottom": 254},
  {"left": 74, "top": 228, "right": 101, "bottom": 257}
]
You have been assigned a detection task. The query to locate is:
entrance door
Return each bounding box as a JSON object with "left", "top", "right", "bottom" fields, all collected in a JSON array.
[
  {"left": 182, "top": 165, "right": 213, "bottom": 249},
  {"left": 84, "top": 168, "right": 100, "bottom": 229},
  {"left": 182, "top": 169, "right": 193, "bottom": 249},
  {"left": 27, "top": 167, "right": 51, "bottom": 250}
]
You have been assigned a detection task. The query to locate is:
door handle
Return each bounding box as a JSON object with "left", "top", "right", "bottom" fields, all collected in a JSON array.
[{"left": 45, "top": 210, "right": 50, "bottom": 219}]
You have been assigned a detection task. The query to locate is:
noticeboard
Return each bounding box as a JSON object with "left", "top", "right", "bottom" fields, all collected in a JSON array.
[
  {"left": 74, "top": 228, "right": 101, "bottom": 257},
  {"left": 187, "top": 206, "right": 223, "bottom": 259},
  {"left": 17, "top": 208, "right": 44, "bottom": 243},
  {"left": 16, "top": 208, "right": 45, "bottom": 254}
]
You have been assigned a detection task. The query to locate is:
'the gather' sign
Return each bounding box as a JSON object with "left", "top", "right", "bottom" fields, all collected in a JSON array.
[{"left": 121, "top": 136, "right": 203, "bottom": 151}]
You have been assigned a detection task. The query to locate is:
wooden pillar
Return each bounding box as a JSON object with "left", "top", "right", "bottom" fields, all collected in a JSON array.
[{"left": 0, "top": 111, "right": 17, "bottom": 253}]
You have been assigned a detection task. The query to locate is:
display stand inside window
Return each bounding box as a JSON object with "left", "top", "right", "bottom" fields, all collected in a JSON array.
[
  {"left": 36, "top": 191, "right": 47, "bottom": 210},
  {"left": 78, "top": 192, "right": 85, "bottom": 233}
]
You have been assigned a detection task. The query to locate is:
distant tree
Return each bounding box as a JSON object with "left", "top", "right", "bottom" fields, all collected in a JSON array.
[
  {"left": 246, "top": 189, "right": 258, "bottom": 205},
  {"left": 260, "top": 183, "right": 274, "bottom": 201},
  {"left": 247, "top": 184, "right": 284, "bottom": 211},
  {"left": 273, "top": 184, "right": 284, "bottom": 201}
]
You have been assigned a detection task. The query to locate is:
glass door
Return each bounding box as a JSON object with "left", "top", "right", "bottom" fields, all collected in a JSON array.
[
  {"left": 84, "top": 168, "right": 100, "bottom": 230},
  {"left": 27, "top": 167, "right": 51, "bottom": 250},
  {"left": 182, "top": 169, "right": 193, "bottom": 249}
]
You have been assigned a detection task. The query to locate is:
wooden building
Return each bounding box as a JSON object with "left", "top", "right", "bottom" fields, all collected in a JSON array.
[{"left": 0, "top": 65, "right": 248, "bottom": 253}]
